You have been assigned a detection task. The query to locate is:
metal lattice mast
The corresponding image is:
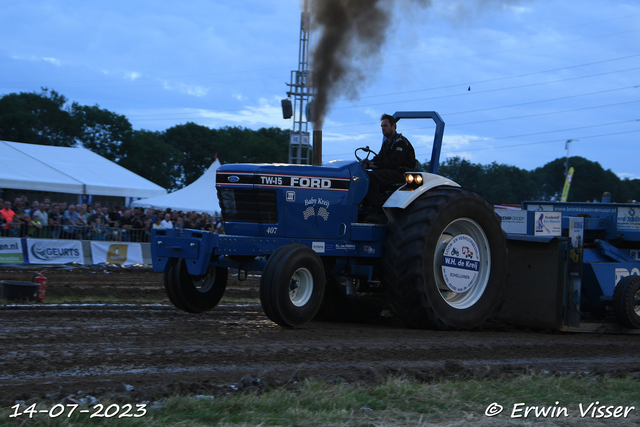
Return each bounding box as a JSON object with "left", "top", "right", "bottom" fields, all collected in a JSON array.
[{"left": 285, "top": 12, "right": 314, "bottom": 164}]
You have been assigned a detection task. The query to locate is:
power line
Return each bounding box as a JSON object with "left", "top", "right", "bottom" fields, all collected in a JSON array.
[
  {"left": 324, "top": 118, "right": 640, "bottom": 157},
  {"left": 349, "top": 54, "right": 640, "bottom": 101},
  {"left": 434, "top": 129, "right": 640, "bottom": 155}
]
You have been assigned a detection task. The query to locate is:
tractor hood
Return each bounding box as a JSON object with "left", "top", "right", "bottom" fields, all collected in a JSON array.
[{"left": 215, "top": 160, "right": 362, "bottom": 191}]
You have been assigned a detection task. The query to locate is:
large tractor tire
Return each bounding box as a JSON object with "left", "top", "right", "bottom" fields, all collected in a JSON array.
[
  {"left": 383, "top": 187, "right": 507, "bottom": 330},
  {"left": 613, "top": 275, "right": 640, "bottom": 329},
  {"left": 260, "top": 244, "right": 326, "bottom": 327},
  {"left": 164, "top": 258, "right": 228, "bottom": 313}
]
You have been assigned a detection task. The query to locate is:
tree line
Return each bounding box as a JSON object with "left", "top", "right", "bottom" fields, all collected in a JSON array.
[
  {"left": 0, "top": 88, "right": 289, "bottom": 191},
  {"left": 430, "top": 156, "right": 640, "bottom": 205},
  {"left": 1, "top": 88, "right": 638, "bottom": 203}
]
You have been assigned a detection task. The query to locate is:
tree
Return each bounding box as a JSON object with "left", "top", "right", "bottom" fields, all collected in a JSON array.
[
  {"left": 216, "top": 126, "right": 289, "bottom": 164},
  {"left": 531, "top": 156, "right": 622, "bottom": 202},
  {"left": 436, "top": 157, "right": 484, "bottom": 193},
  {"left": 482, "top": 162, "right": 539, "bottom": 205},
  {"left": 0, "top": 88, "right": 79, "bottom": 146},
  {"left": 162, "top": 123, "right": 290, "bottom": 189},
  {"left": 118, "top": 130, "right": 182, "bottom": 190},
  {"left": 72, "top": 103, "right": 133, "bottom": 162},
  {"left": 162, "top": 122, "right": 217, "bottom": 187}
]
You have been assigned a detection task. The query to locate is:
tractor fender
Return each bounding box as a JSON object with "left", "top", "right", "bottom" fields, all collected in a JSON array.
[{"left": 383, "top": 173, "right": 460, "bottom": 210}]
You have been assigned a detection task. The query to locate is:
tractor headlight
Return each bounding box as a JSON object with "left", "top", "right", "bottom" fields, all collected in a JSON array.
[{"left": 405, "top": 173, "right": 424, "bottom": 189}]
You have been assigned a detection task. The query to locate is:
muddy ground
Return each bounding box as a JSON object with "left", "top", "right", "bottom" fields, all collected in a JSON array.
[{"left": 1, "top": 266, "right": 640, "bottom": 408}]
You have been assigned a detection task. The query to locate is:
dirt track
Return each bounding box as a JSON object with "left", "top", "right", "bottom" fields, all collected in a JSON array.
[{"left": 1, "top": 266, "right": 640, "bottom": 407}]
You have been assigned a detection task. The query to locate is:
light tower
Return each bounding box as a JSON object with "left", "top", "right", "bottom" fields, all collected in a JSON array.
[{"left": 282, "top": 11, "right": 314, "bottom": 164}]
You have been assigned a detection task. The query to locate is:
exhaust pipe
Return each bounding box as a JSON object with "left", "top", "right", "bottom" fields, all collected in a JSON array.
[{"left": 312, "top": 130, "right": 322, "bottom": 166}]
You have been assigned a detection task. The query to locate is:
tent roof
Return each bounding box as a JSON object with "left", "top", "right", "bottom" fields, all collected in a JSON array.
[
  {"left": 0, "top": 140, "right": 167, "bottom": 198},
  {"left": 131, "top": 159, "right": 221, "bottom": 215}
]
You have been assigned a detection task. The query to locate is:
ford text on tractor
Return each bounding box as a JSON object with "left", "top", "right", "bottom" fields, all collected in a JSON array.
[{"left": 151, "top": 111, "right": 508, "bottom": 330}]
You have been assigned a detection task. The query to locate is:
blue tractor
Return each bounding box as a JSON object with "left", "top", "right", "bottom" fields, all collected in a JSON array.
[{"left": 151, "top": 111, "right": 508, "bottom": 329}]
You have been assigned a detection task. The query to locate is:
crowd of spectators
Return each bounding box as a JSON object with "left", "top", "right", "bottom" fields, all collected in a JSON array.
[{"left": 0, "top": 195, "right": 224, "bottom": 241}]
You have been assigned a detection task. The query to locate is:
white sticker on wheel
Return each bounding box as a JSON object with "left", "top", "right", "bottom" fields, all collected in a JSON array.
[{"left": 442, "top": 234, "right": 480, "bottom": 293}]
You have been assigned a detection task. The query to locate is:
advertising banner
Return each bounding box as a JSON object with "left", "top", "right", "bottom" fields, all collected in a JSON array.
[
  {"left": 26, "top": 239, "right": 84, "bottom": 264},
  {"left": 90, "top": 242, "right": 144, "bottom": 265},
  {"left": 617, "top": 206, "right": 640, "bottom": 232},
  {"left": 0, "top": 238, "right": 24, "bottom": 264},
  {"left": 534, "top": 212, "right": 562, "bottom": 236}
]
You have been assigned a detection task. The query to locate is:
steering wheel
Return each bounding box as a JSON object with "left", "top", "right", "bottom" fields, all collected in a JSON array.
[{"left": 355, "top": 146, "right": 378, "bottom": 169}]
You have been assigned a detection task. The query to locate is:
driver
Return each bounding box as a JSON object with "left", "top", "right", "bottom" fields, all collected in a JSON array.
[{"left": 363, "top": 114, "right": 417, "bottom": 207}]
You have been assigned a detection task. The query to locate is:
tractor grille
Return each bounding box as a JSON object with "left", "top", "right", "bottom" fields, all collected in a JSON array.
[{"left": 217, "top": 188, "right": 277, "bottom": 224}]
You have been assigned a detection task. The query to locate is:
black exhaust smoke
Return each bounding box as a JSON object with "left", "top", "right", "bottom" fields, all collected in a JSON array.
[{"left": 307, "top": 0, "right": 434, "bottom": 129}]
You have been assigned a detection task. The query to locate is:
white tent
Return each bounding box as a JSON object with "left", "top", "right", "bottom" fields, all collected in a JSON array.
[
  {"left": 130, "top": 159, "right": 221, "bottom": 214},
  {"left": 0, "top": 140, "right": 167, "bottom": 199}
]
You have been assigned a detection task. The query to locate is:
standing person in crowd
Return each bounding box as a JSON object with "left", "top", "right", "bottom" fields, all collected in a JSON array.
[
  {"left": 107, "top": 206, "right": 121, "bottom": 229},
  {"left": 28, "top": 201, "right": 39, "bottom": 217},
  {"left": 27, "top": 214, "right": 43, "bottom": 238},
  {"left": 33, "top": 204, "right": 49, "bottom": 238},
  {"left": 175, "top": 217, "right": 184, "bottom": 230},
  {"left": 160, "top": 213, "right": 173, "bottom": 229},
  {"left": 131, "top": 210, "right": 147, "bottom": 242},
  {"left": 146, "top": 207, "right": 157, "bottom": 224},
  {"left": 11, "top": 198, "right": 24, "bottom": 214},
  {"left": 152, "top": 216, "right": 163, "bottom": 230},
  {"left": 48, "top": 204, "right": 61, "bottom": 239},
  {"left": 183, "top": 212, "right": 193, "bottom": 230},
  {"left": 76, "top": 206, "right": 89, "bottom": 238},
  {"left": 91, "top": 216, "right": 109, "bottom": 241},
  {"left": 62, "top": 204, "right": 81, "bottom": 239},
  {"left": 9, "top": 212, "right": 24, "bottom": 237},
  {"left": 119, "top": 209, "right": 134, "bottom": 242},
  {"left": 82, "top": 206, "right": 92, "bottom": 224},
  {"left": 1, "top": 200, "right": 15, "bottom": 237},
  {"left": 88, "top": 207, "right": 107, "bottom": 228}
]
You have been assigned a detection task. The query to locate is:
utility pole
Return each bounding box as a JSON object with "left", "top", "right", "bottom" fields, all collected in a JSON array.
[{"left": 282, "top": 11, "right": 314, "bottom": 164}]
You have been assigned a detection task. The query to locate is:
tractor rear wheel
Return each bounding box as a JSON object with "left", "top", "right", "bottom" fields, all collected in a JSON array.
[
  {"left": 165, "top": 258, "right": 227, "bottom": 313},
  {"left": 383, "top": 187, "right": 507, "bottom": 330},
  {"left": 260, "top": 244, "right": 326, "bottom": 327},
  {"left": 613, "top": 275, "right": 640, "bottom": 329}
]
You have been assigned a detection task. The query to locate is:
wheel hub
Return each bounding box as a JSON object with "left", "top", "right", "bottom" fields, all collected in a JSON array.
[
  {"left": 288, "top": 267, "right": 313, "bottom": 307},
  {"left": 192, "top": 267, "right": 216, "bottom": 293},
  {"left": 441, "top": 234, "right": 480, "bottom": 293},
  {"left": 435, "top": 218, "right": 491, "bottom": 310}
]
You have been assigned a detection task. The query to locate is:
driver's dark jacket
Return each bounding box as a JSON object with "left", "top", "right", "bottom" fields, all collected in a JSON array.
[{"left": 371, "top": 132, "right": 416, "bottom": 171}]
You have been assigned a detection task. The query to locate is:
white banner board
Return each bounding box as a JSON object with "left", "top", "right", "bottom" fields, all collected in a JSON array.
[
  {"left": 26, "top": 239, "right": 84, "bottom": 264},
  {"left": 0, "top": 238, "right": 24, "bottom": 264},
  {"left": 90, "top": 242, "right": 144, "bottom": 265}
]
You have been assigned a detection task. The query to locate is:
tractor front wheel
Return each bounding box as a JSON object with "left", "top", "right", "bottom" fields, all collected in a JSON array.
[
  {"left": 164, "top": 258, "right": 228, "bottom": 313},
  {"left": 260, "top": 244, "right": 326, "bottom": 327}
]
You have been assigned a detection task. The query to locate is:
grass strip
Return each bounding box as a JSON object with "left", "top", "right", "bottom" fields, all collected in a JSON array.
[{"left": 3, "top": 373, "right": 639, "bottom": 426}]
